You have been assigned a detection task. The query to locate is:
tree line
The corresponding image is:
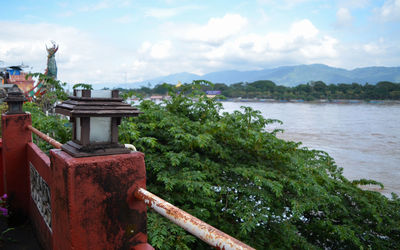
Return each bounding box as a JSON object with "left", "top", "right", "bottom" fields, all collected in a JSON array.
[{"left": 123, "top": 80, "right": 400, "bottom": 101}]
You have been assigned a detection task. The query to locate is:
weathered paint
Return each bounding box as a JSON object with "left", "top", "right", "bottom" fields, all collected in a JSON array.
[
  {"left": 50, "top": 150, "right": 153, "bottom": 250},
  {"left": 2, "top": 113, "right": 154, "bottom": 249},
  {"left": 1, "top": 113, "right": 32, "bottom": 223},
  {"left": 28, "top": 125, "right": 62, "bottom": 149},
  {"left": 134, "top": 188, "right": 255, "bottom": 250}
]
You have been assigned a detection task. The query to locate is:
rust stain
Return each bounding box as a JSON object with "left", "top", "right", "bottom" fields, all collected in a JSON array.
[{"left": 27, "top": 125, "right": 62, "bottom": 149}]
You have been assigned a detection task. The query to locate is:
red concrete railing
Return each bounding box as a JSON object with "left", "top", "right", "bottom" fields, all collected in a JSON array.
[
  {"left": 1, "top": 113, "right": 254, "bottom": 250},
  {"left": 0, "top": 138, "right": 3, "bottom": 195},
  {"left": 1, "top": 113, "right": 32, "bottom": 224}
]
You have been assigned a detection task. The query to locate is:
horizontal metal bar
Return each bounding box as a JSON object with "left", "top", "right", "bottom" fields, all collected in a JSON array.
[
  {"left": 27, "top": 125, "right": 62, "bottom": 149},
  {"left": 134, "top": 188, "right": 255, "bottom": 250}
]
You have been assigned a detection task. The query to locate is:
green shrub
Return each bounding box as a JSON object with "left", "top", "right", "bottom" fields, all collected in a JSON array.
[{"left": 120, "top": 81, "right": 400, "bottom": 249}]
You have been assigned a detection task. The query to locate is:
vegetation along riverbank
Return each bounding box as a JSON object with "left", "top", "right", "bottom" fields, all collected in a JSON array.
[{"left": 121, "top": 80, "right": 400, "bottom": 102}]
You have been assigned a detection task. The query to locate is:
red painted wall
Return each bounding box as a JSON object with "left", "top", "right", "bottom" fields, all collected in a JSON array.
[
  {"left": 50, "top": 150, "right": 149, "bottom": 250},
  {"left": 1, "top": 113, "right": 32, "bottom": 223},
  {"left": 1, "top": 112, "right": 153, "bottom": 249}
]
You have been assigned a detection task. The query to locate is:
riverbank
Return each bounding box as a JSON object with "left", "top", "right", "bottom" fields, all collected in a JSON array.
[
  {"left": 222, "top": 101, "right": 400, "bottom": 197},
  {"left": 220, "top": 98, "right": 400, "bottom": 104}
]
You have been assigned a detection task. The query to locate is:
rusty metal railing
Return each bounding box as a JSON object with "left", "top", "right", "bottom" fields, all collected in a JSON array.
[
  {"left": 134, "top": 187, "right": 255, "bottom": 250},
  {"left": 27, "top": 125, "right": 62, "bottom": 149}
]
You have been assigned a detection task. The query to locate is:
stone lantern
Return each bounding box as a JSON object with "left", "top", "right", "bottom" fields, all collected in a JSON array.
[
  {"left": 4, "top": 84, "right": 27, "bottom": 114},
  {"left": 55, "top": 89, "right": 141, "bottom": 157}
]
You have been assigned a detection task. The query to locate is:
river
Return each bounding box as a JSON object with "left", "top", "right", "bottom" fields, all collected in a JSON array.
[{"left": 222, "top": 102, "right": 400, "bottom": 197}]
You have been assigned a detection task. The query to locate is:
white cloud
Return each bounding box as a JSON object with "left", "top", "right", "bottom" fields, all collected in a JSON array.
[
  {"left": 149, "top": 41, "right": 172, "bottom": 59},
  {"left": 0, "top": 21, "right": 147, "bottom": 84},
  {"left": 153, "top": 18, "right": 340, "bottom": 75},
  {"left": 377, "top": 0, "right": 400, "bottom": 21},
  {"left": 290, "top": 19, "right": 319, "bottom": 39},
  {"left": 257, "top": 9, "right": 270, "bottom": 24},
  {"left": 139, "top": 42, "right": 152, "bottom": 53},
  {"left": 363, "top": 38, "right": 386, "bottom": 55},
  {"left": 336, "top": 38, "right": 400, "bottom": 68},
  {"left": 336, "top": 8, "right": 353, "bottom": 27},
  {"left": 138, "top": 40, "right": 172, "bottom": 59},
  {"left": 129, "top": 17, "right": 341, "bottom": 81},
  {"left": 1, "top": 13, "right": 394, "bottom": 87},
  {"left": 180, "top": 14, "right": 248, "bottom": 45}
]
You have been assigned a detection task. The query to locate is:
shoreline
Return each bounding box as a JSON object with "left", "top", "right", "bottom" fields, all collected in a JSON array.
[{"left": 219, "top": 98, "right": 400, "bottom": 104}]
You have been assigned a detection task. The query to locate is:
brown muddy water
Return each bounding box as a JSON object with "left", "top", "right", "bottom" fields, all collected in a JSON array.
[{"left": 222, "top": 102, "right": 400, "bottom": 197}]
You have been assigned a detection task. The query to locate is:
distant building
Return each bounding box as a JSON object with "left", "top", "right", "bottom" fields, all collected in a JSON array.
[
  {"left": 1, "top": 66, "right": 34, "bottom": 93},
  {"left": 205, "top": 90, "right": 221, "bottom": 95},
  {"left": 205, "top": 90, "right": 221, "bottom": 99},
  {"left": 150, "top": 95, "right": 164, "bottom": 101}
]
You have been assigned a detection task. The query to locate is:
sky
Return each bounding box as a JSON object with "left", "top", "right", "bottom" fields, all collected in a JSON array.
[{"left": 0, "top": 0, "right": 399, "bottom": 86}]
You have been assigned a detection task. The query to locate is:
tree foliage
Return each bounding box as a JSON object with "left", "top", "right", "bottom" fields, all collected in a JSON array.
[
  {"left": 72, "top": 83, "right": 93, "bottom": 90},
  {"left": 119, "top": 81, "right": 400, "bottom": 249},
  {"left": 23, "top": 102, "right": 71, "bottom": 153}
]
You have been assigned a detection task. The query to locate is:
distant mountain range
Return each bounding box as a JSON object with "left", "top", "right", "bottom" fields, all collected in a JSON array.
[{"left": 109, "top": 64, "right": 400, "bottom": 89}]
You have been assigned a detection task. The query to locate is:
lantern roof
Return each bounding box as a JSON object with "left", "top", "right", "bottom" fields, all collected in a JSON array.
[{"left": 55, "top": 90, "right": 141, "bottom": 117}]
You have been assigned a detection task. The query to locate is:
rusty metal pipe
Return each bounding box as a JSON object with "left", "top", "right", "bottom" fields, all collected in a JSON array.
[
  {"left": 27, "top": 125, "right": 62, "bottom": 149},
  {"left": 134, "top": 187, "right": 255, "bottom": 250}
]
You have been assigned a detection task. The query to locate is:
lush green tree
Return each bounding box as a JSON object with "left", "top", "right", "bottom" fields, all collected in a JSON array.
[
  {"left": 248, "top": 80, "right": 276, "bottom": 92},
  {"left": 119, "top": 82, "right": 400, "bottom": 249},
  {"left": 389, "top": 90, "right": 400, "bottom": 99},
  {"left": 72, "top": 83, "right": 93, "bottom": 90},
  {"left": 310, "top": 81, "right": 327, "bottom": 93},
  {"left": 23, "top": 102, "right": 71, "bottom": 153},
  {"left": 153, "top": 83, "right": 173, "bottom": 95}
]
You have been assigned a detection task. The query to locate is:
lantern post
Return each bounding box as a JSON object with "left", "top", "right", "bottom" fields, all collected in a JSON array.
[
  {"left": 50, "top": 89, "right": 151, "bottom": 249},
  {"left": 55, "top": 89, "right": 141, "bottom": 157},
  {"left": 4, "top": 84, "right": 26, "bottom": 114}
]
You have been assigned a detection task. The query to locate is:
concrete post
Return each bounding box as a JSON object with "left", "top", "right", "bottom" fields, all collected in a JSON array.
[
  {"left": 1, "top": 113, "right": 32, "bottom": 223},
  {"left": 50, "top": 149, "right": 153, "bottom": 250}
]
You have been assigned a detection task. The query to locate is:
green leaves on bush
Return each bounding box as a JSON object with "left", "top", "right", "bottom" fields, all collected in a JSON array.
[
  {"left": 120, "top": 81, "right": 400, "bottom": 249},
  {"left": 24, "top": 102, "right": 71, "bottom": 153}
]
